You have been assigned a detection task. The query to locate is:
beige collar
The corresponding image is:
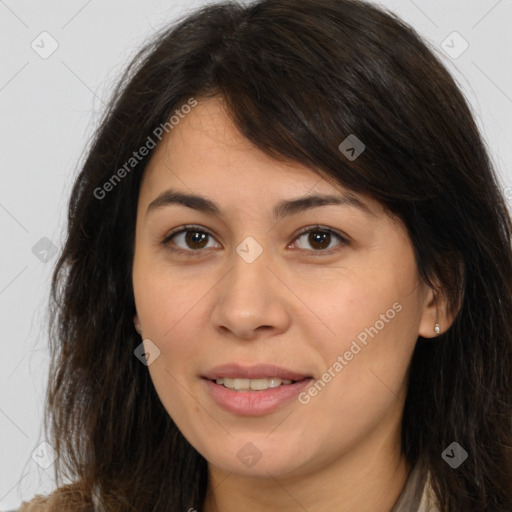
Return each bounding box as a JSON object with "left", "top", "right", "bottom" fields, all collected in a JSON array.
[{"left": 390, "top": 463, "right": 439, "bottom": 512}]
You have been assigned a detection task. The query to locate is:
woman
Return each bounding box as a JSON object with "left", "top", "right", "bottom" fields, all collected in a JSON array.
[{"left": 16, "top": 0, "right": 512, "bottom": 510}]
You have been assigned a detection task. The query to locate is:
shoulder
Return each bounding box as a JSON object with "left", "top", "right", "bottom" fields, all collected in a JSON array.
[
  {"left": 17, "top": 493, "right": 51, "bottom": 512},
  {"left": 16, "top": 482, "right": 93, "bottom": 512}
]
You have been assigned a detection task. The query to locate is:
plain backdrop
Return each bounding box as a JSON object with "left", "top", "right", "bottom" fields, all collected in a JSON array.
[{"left": 1, "top": 0, "right": 511, "bottom": 509}]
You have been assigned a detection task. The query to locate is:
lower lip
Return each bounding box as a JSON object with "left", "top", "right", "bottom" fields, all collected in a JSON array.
[{"left": 203, "top": 378, "right": 312, "bottom": 416}]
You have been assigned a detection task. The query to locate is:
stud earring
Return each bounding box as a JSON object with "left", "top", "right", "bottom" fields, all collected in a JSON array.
[{"left": 433, "top": 295, "right": 440, "bottom": 335}]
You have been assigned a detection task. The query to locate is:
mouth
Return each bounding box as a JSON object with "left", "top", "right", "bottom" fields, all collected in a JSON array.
[
  {"left": 201, "top": 363, "right": 314, "bottom": 415},
  {"left": 202, "top": 377, "right": 313, "bottom": 416}
]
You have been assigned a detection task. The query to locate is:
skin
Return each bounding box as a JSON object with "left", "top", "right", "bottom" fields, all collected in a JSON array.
[{"left": 132, "top": 97, "right": 453, "bottom": 512}]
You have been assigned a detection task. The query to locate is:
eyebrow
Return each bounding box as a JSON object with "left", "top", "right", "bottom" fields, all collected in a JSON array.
[{"left": 146, "top": 187, "right": 374, "bottom": 220}]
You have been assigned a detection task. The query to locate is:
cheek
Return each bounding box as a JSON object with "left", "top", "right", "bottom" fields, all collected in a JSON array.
[
  {"left": 132, "top": 260, "right": 217, "bottom": 419},
  {"left": 133, "top": 247, "right": 211, "bottom": 341},
  {"left": 295, "top": 252, "right": 422, "bottom": 397},
  {"left": 132, "top": 263, "right": 210, "bottom": 425},
  {"left": 296, "top": 280, "right": 420, "bottom": 455},
  {"left": 294, "top": 262, "right": 419, "bottom": 349}
]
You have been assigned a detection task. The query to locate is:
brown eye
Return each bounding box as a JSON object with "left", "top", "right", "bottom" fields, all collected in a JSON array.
[
  {"left": 163, "top": 227, "right": 221, "bottom": 253},
  {"left": 184, "top": 230, "right": 209, "bottom": 250},
  {"left": 307, "top": 231, "right": 332, "bottom": 250},
  {"left": 292, "top": 227, "right": 348, "bottom": 254}
]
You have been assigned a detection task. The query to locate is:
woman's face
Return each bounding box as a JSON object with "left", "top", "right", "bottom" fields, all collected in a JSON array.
[{"left": 132, "top": 97, "right": 436, "bottom": 479}]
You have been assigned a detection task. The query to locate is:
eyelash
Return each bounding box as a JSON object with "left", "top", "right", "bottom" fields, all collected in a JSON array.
[{"left": 160, "top": 224, "right": 350, "bottom": 258}]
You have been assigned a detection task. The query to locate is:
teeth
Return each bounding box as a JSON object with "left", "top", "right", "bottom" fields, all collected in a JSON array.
[{"left": 215, "top": 377, "right": 294, "bottom": 391}]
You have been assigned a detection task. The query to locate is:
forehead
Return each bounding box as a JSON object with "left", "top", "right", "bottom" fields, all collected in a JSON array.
[
  {"left": 143, "top": 98, "right": 320, "bottom": 187},
  {"left": 139, "top": 97, "right": 383, "bottom": 217}
]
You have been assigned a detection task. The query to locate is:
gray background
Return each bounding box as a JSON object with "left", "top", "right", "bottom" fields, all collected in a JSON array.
[{"left": 1, "top": 0, "right": 511, "bottom": 509}]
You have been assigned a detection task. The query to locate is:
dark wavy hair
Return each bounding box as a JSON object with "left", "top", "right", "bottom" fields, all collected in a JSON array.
[{"left": 39, "top": 0, "right": 512, "bottom": 510}]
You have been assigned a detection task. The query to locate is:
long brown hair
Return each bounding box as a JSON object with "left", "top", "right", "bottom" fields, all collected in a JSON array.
[{"left": 40, "top": 0, "right": 512, "bottom": 510}]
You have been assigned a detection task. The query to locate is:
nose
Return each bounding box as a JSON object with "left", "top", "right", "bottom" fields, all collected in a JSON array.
[{"left": 210, "top": 244, "right": 291, "bottom": 341}]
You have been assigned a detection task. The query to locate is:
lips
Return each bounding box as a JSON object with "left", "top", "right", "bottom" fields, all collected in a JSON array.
[
  {"left": 202, "top": 363, "right": 312, "bottom": 382},
  {"left": 203, "top": 376, "right": 313, "bottom": 416}
]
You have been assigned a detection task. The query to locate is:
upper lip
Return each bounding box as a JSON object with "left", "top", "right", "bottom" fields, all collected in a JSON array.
[{"left": 203, "top": 363, "right": 311, "bottom": 381}]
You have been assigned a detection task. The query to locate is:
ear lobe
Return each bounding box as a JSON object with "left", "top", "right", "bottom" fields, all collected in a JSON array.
[{"left": 418, "top": 287, "right": 455, "bottom": 338}]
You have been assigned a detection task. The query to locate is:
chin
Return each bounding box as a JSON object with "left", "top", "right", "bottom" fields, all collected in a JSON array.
[{"left": 197, "top": 434, "right": 317, "bottom": 479}]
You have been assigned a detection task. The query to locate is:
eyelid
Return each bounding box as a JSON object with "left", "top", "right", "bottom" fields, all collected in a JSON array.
[{"left": 160, "top": 224, "right": 350, "bottom": 256}]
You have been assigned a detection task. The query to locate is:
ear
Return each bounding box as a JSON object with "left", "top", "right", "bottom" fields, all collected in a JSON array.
[
  {"left": 133, "top": 314, "right": 142, "bottom": 335},
  {"left": 417, "top": 286, "right": 456, "bottom": 338}
]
